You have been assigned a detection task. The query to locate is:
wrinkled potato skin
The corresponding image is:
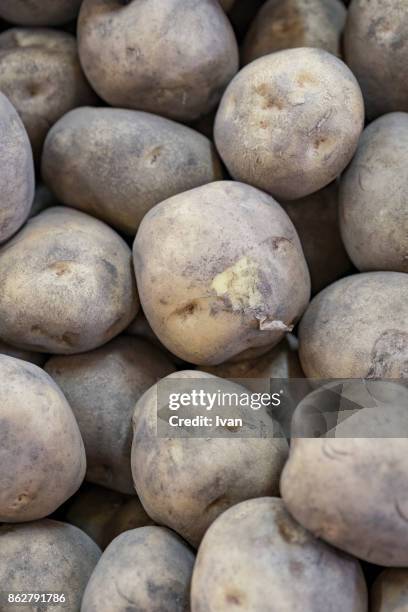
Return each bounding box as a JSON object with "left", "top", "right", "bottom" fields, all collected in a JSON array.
[
  {"left": 45, "top": 336, "right": 175, "bottom": 494},
  {"left": 78, "top": 0, "right": 239, "bottom": 122},
  {"left": 0, "top": 0, "right": 83, "bottom": 26},
  {"left": 0, "top": 355, "right": 86, "bottom": 523},
  {"left": 0, "top": 92, "right": 34, "bottom": 244},
  {"left": 344, "top": 0, "right": 408, "bottom": 120},
  {"left": 0, "top": 520, "right": 100, "bottom": 612},
  {"left": 243, "top": 0, "right": 346, "bottom": 65},
  {"left": 299, "top": 272, "right": 408, "bottom": 378},
  {"left": 81, "top": 527, "right": 195, "bottom": 612},
  {"left": 42, "top": 107, "right": 223, "bottom": 234},
  {"left": 215, "top": 48, "right": 364, "bottom": 200},
  {"left": 0, "top": 29, "right": 96, "bottom": 163},
  {"left": 134, "top": 181, "right": 310, "bottom": 365},
  {"left": 339, "top": 113, "right": 408, "bottom": 273},
  {"left": 0, "top": 207, "right": 138, "bottom": 354},
  {"left": 372, "top": 569, "right": 408, "bottom": 612},
  {"left": 191, "top": 498, "right": 367, "bottom": 612}
]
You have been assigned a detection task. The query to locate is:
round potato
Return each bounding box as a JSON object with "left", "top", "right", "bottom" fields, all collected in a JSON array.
[
  {"left": 45, "top": 336, "right": 175, "bottom": 494},
  {"left": 0, "top": 520, "right": 100, "bottom": 612},
  {"left": 78, "top": 0, "right": 239, "bottom": 122},
  {"left": 0, "top": 207, "right": 138, "bottom": 354},
  {"left": 191, "top": 497, "right": 367, "bottom": 611},
  {"left": 243, "top": 0, "right": 347, "bottom": 65},
  {"left": 0, "top": 91, "right": 34, "bottom": 244},
  {"left": 371, "top": 569, "right": 408, "bottom": 612},
  {"left": 0, "top": 0, "right": 83, "bottom": 26},
  {"left": 81, "top": 527, "right": 194, "bottom": 612},
  {"left": 339, "top": 113, "right": 408, "bottom": 273},
  {"left": 42, "top": 107, "right": 223, "bottom": 234},
  {"left": 299, "top": 272, "right": 408, "bottom": 378},
  {"left": 0, "top": 339, "right": 47, "bottom": 366},
  {"left": 0, "top": 355, "right": 86, "bottom": 522},
  {"left": 344, "top": 0, "right": 408, "bottom": 120},
  {"left": 0, "top": 28, "right": 96, "bottom": 163},
  {"left": 134, "top": 181, "right": 310, "bottom": 365},
  {"left": 214, "top": 48, "right": 364, "bottom": 200}
]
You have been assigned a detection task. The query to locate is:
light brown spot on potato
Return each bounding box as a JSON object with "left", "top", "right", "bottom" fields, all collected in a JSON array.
[
  {"left": 48, "top": 261, "right": 71, "bottom": 276},
  {"left": 225, "top": 590, "right": 245, "bottom": 606},
  {"left": 297, "top": 71, "right": 318, "bottom": 87},
  {"left": 254, "top": 83, "right": 284, "bottom": 110}
]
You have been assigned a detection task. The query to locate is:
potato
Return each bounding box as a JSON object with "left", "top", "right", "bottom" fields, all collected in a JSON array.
[
  {"left": 0, "top": 339, "right": 46, "bottom": 366},
  {"left": 0, "top": 91, "right": 34, "bottom": 244},
  {"left": 339, "top": 113, "right": 408, "bottom": 273},
  {"left": 81, "top": 526, "right": 194, "bottom": 612},
  {"left": 77, "top": 0, "right": 239, "bottom": 122},
  {"left": 0, "top": 0, "right": 83, "bottom": 26},
  {"left": 0, "top": 520, "right": 100, "bottom": 612},
  {"left": 344, "top": 0, "right": 408, "bottom": 120},
  {"left": 0, "top": 355, "right": 86, "bottom": 522},
  {"left": 0, "top": 28, "right": 96, "bottom": 163},
  {"left": 45, "top": 336, "right": 175, "bottom": 494},
  {"left": 42, "top": 107, "right": 223, "bottom": 234},
  {"left": 191, "top": 497, "right": 367, "bottom": 611},
  {"left": 214, "top": 48, "right": 364, "bottom": 200},
  {"left": 132, "top": 371, "right": 288, "bottom": 547},
  {"left": 282, "top": 182, "right": 353, "bottom": 294},
  {"left": 134, "top": 181, "right": 310, "bottom": 365},
  {"left": 242, "top": 0, "right": 347, "bottom": 65},
  {"left": 371, "top": 569, "right": 408, "bottom": 612},
  {"left": 298, "top": 272, "right": 408, "bottom": 378},
  {"left": 0, "top": 207, "right": 138, "bottom": 354}
]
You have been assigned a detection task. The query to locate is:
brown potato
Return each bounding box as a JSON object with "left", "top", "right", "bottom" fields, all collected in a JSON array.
[
  {"left": 242, "top": 0, "right": 347, "bottom": 65},
  {"left": 371, "top": 569, "right": 408, "bottom": 612},
  {"left": 0, "top": 0, "right": 83, "bottom": 26},
  {"left": 298, "top": 272, "right": 408, "bottom": 378},
  {"left": 0, "top": 355, "right": 86, "bottom": 522},
  {"left": 339, "top": 113, "right": 408, "bottom": 273},
  {"left": 78, "top": 0, "right": 239, "bottom": 122},
  {"left": 214, "top": 48, "right": 364, "bottom": 200},
  {"left": 81, "top": 526, "right": 194, "bottom": 612},
  {"left": 134, "top": 181, "right": 310, "bottom": 365},
  {"left": 0, "top": 339, "right": 47, "bottom": 366},
  {"left": 344, "top": 0, "right": 408, "bottom": 120},
  {"left": 0, "top": 28, "right": 96, "bottom": 163},
  {"left": 0, "top": 520, "right": 100, "bottom": 612},
  {"left": 191, "top": 497, "right": 367, "bottom": 611},
  {"left": 0, "top": 91, "right": 34, "bottom": 244},
  {"left": 0, "top": 207, "right": 138, "bottom": 354},
  {"left": 45, "top": 336, "right": 175, "bottom": 494},
  {"left": 42, "top": 107, "right": 223, "bottom": 234}
]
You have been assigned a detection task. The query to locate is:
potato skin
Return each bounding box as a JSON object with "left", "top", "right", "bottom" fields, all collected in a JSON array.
[
  {"left": 243, "top": 0, "right": 347, "bottom": 65},
  {"left": 298, "top": 272, "right": 408, "bottom": 378},
  {"left": 78, "top": 0, "right": 239, "bottom": 122},
  {"left": 45, "top": 336, "right": 175, "bottom": 494},
  {"left": 214, "top": 48, "right": 364, "bottom": 200},
  {"left": 0, "top": 29, "right": 96, "bottom": 163},
  {"left": 134, "top": 181, "right": 310, "bottom": 365},
  {"left": 0, "top": 520, "right": 100, "bottom": 612},
  {"left": 344, "top": 0, "right": 408, "bottom": 120},
  {"left": 0, "top": 0, "right": 83, "bottom": 26},
  {"left": 0, "top": 91, "right": 34, "bottom": 244},
  {"left": 191, "top": 497, "right": 367, "bottom": 612},
  {"left": 339, "top": 113, "right": 408, "bottom": 273},
  {"left": 0, "top": 207, "right": 138, "bottom": 354},
  {"left": 0, "top": 355, "right": 86, "bottom": 522},
  {"left": 371, "top": 569, "right": 408, "bottom": 612},
  {"left": 42, "top": 107, "right": 223, "bottom": 234},
  {"left": 81, "top": 527, "right": 195, "bottom": 612}
]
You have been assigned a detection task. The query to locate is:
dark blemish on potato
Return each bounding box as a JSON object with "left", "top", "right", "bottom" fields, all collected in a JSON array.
[
  {"left": 159, "top": 298, "right": 168, "bottom": 305},
  {"left": 26, "top": 83, "right": 40, "bottom": 97},
  {"left": 30, "top": 325, "right": 79, "bottom": 348},
  {"left": 259, "top": 120, "right": 270, "bottom": 129},
  {"left": 61, "top": 332, "right": 80, "bottom": 347},
  {"left": 48, "top": 261, "right": 72, "bottom": 276},
  {"left": 173, "top": 301, "right": 199, "bottom": 318},
  {"left": 146, "top": 146, "right": 163, "bottom": 165},
  {"left": 101, "top": 258, "right": 118, "bottom": 281},
  {"left": 254, "top": 83, "right": 284, "bottom": 110},
  {"left": 269, "top": 236, "right": 292, "bottom": 250},
  {"left": 225, "top": 590, "right": 245, "bottom": 606},
  {"left": 367, "top": 329, "right": 408, "bottom": 378},
  {"left": 205, "top": 494, "right": 230, "bottom": 514},
  {"left": 395, "top": 499, "right": 408, "bottom": 524}
]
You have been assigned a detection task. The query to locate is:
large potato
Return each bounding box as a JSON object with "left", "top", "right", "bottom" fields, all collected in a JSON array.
[
  {"left": 191, "top": 497, "right": 367, "bottom": 611},
  {"left": 243, "top": 0, "right": 347, "bottom": 65},
  {"left": 0, "top": 520, "right": 100, "bottom": 612},
  {"left": 339, "top": 113, "right": 408, "bottom": 273},
  {"left": 78, "top": 0, "right": 239, "bottom": 122},
  {"left": 0, "top": 355, "right": 86, "bottom": 522},
  {"left": 299, "top": 272, "right": 408, "bottom": 378},
  {"left": 0, "top": 0, "right": 83, "bottom": 26},
  {"left": 45, "top": 336, "right": 175, "bottom": 493},
  {"left": 344, "top": 0, "right": 408, "bottom": 120},
  {"left": 0, "top": 29, "right": 96, "bottom": 162},
  {"left": 214, "top": 48, "right": 364, "bottom": 200},
  {"left": 42, "top": 107, "right": 223, "bottom": 234},
  {"left": 0, "top": 91, "right": 34, "bottom": 243},
  {"left": 81, "top": 527, "right": 194, "bottom": 612},
  {"left": 134, "top": 181, "right": 310, "bottom": 365},
  {"left": 0, "top": 207, "right": 138, "bottom": 354},
  {"left": 371, "top": 569, "right": 408, "bottom": 612}
]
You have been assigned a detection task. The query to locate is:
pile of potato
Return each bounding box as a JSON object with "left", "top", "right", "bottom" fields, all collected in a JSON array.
[{"left": 0, "top": 0, "right": 407, "bottom": 610}]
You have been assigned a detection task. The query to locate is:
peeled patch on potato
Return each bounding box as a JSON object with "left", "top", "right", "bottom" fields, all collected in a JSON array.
[{"left": 0, "top": 0, "right": 83, "bottom": 26}]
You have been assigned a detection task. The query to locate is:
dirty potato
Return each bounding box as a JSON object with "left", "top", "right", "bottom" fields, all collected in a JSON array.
[
  {"left": 0, "top": 0, "right": 83, "bottom": 26},
  {"left": 371, "top": 568, "right": 408, "bottom": 612}
]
